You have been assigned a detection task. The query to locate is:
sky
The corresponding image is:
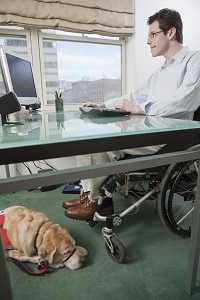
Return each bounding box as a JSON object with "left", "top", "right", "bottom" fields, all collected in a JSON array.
[{"left": 56, "top": 41, "right": 121, "bottom": 82}]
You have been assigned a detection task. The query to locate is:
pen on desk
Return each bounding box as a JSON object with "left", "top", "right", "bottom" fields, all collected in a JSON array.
[{"left": 55, "top": 89, "right": 64, "bottom": 112}]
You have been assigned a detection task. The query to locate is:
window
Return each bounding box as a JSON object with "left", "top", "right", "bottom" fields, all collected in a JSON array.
[
  {"left": 0, "top": 36, "right": 28, "bottom": 57},
  {"left": 41, "top": 38, "right": 122, "bottom": 105},
  {"left": 6, "top": 39, "right": 27, "bottom": 47},
  {"left": 0, "top": 28, "right": 125, "bottom": 108}
]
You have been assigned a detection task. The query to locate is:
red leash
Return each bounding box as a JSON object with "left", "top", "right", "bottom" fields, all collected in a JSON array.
[{"left": 6, "top": 258, "right": 57, "bottom": 276}]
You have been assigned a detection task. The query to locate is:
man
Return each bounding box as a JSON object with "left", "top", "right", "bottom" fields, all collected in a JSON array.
[{"left": 63, "top": 8, "right": 200, "bottom": 220}]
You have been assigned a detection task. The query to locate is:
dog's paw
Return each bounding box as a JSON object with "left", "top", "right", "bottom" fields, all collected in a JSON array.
[{"left": 7, "top": 249, "right": 21, "bottom": 259}]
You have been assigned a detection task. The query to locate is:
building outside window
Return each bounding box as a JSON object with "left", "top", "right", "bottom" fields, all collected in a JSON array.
[{"left": 42, "top": 38, "right": 122, "bottom": 105}]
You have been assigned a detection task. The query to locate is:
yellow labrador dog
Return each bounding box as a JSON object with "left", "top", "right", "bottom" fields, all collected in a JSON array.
[{"left": 2, "top": 206, "right": 88, "bottom": 270}]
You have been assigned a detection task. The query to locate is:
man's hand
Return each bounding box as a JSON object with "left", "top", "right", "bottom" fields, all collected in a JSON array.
[
  {"left": 114, "top": 99, "right": 145, "bottom": 115},
  {"left": 81, "top": 102, "right": 102, "bottom": 108}
]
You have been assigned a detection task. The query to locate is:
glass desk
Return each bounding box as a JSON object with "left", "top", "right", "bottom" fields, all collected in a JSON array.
[
  {"left": 1, "top": 111, "right": 200, "bottom": 298},
  {"left": 1, "top": 111, "right": 200, "bottom": 164}
]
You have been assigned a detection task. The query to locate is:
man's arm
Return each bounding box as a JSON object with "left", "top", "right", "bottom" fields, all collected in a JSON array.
[
  {"left": 113, "top": 98, "right": 145, "bottom": 114},
  {"left": 82, "top": 95, "right": 146, "bottom": 114},
  {"left": 81, "top": 71, "right": 153, "bottom": 115},
  {"left": 104, "top": 75, "right": 153, "bottom": 115}
]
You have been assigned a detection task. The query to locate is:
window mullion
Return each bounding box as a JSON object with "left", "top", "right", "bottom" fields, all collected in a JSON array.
[
  {"left": 28, "top": 29, "right": 44, "bottom": 108},
  {"left": 121, "top": 38, "right": 126, "bottom": 95}
]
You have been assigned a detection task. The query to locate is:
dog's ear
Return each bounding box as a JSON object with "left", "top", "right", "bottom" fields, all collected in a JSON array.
[
  {"left": 47, "top": 247, "right": 57, "bottom": 264},
  {"left": 38, "top": 245, "right": 57, "bottom": 264}
]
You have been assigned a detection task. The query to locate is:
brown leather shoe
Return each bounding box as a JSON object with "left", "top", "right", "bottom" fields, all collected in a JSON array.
[
  {"left": 62, "top": 191, "right": 88, "bottom": 209},
  {"left": 65, "top": 197, "right": 114, "bottom": 220}
]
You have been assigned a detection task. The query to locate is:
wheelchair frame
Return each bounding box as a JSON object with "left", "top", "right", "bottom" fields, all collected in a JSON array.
[{"left": 89, "top": 144, "right": 200, "bottom": 263}]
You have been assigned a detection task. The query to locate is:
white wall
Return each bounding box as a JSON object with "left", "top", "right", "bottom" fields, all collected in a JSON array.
[{"left": 127, "top": 0, "right": 200, "bottom": 91}]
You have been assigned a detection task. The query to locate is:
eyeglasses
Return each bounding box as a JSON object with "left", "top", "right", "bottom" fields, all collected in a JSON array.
[{"left": 148, "top": 30, "right": 164, "bottom": 40}]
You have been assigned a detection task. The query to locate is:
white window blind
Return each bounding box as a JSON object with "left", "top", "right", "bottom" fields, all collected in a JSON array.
[{"left": 0, "top": 0, "right": 134, "bottom": 37}]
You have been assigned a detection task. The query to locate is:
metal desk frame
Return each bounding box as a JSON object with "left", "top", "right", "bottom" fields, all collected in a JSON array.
[{"left": 1, "top": 116, "right": 200, "bottom": 298}]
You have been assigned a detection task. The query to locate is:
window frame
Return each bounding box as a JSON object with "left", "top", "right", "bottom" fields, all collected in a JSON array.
[{"left": 0, "top": 27, "right": 126, "bottom": 111}]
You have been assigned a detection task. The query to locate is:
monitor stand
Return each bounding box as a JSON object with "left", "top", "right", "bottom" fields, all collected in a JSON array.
[{"left": 1, "top": 114, "right": 23, "bottom": 126}]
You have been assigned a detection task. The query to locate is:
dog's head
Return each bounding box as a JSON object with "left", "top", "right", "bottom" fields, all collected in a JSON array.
[
  {"left": 38, "top": 224, "right": 88, "bottom": 270},
  {"left": 62, "top": 246, "right": 88, "bottom": 270}
]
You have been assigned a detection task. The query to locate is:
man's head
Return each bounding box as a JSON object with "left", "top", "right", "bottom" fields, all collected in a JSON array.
[{"left": 147, "top": 8, "right": 183, "bottom": 57}]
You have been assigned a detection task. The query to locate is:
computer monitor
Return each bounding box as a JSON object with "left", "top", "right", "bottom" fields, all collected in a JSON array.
[{"left": 0, "top": 47, "right": 41, "bottom": 109}]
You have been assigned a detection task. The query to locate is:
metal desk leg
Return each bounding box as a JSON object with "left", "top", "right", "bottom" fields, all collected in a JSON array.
[
  {"left": 0, "top": 237, "right": 13, "bottom": 300},
  {"left": 187, "top": 163, "right": 200, "bottom": 295},
  {"left": 5, "top": 165, "right": 10, "bottom": 178}
]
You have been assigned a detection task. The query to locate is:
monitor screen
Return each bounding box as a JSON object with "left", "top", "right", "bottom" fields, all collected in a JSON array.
[
  {"left": 6, "top": 53, "right": 37, "bottom": 98},
  {"left": 0, "top": 47, "right": 40, "bottom": 109}
]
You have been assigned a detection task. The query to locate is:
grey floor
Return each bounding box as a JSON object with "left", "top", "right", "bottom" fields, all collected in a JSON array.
[{"left": 0, "top": 187, "right": 200, "bottom": 300}]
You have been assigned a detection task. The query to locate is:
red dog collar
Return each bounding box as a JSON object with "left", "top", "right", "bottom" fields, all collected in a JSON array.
[{"left": 0, "top": 210, "right": 12, "bottom": 249}]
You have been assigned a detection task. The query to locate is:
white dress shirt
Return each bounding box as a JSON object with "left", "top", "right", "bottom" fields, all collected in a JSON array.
[{"left": 106, "top": 47, "right": 200, "bottom": 120}]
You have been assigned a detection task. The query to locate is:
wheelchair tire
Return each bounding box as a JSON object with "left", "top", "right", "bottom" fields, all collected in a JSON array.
[
  {"left": 87, "top": 220, "right": 97, "bottom": 227},
  {"left": 158, "top": 161, "right": 197, "bottom": 238},
  {"left": 105, "top": 236, "right": 126, "bottom": 263}
]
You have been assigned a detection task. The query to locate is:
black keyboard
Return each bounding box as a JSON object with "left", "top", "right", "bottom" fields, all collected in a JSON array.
[{"left": 79, "top": 106, "right": 131, "bottom": 117}]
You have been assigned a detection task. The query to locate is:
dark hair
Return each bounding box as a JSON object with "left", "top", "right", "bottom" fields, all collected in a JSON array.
[{"left": 147, "top": 8, "right": 183, "bottom": 43}]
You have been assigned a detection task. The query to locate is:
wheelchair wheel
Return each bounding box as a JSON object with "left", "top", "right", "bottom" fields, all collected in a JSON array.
[
  {"left": 105, "top": 236, "right": 126, "bottom": 263},
  {"left": 87, "top": 220, "right": 97, "bottom": 227},
  {"left": 158, "top": 160, "right": 198, "bottom": 237}
]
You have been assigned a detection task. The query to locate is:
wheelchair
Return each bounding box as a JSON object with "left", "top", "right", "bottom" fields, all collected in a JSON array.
[
  {"left": 125, "top": 150, "right": 198, "bottom": 239},
  {"left": 90, "top": 109, "right": 200, "bottom": 263}
]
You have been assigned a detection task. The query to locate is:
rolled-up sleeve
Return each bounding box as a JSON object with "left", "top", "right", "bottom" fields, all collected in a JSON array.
[{"left": 105, "top": 74, "right": 154, "bottom": 112}]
